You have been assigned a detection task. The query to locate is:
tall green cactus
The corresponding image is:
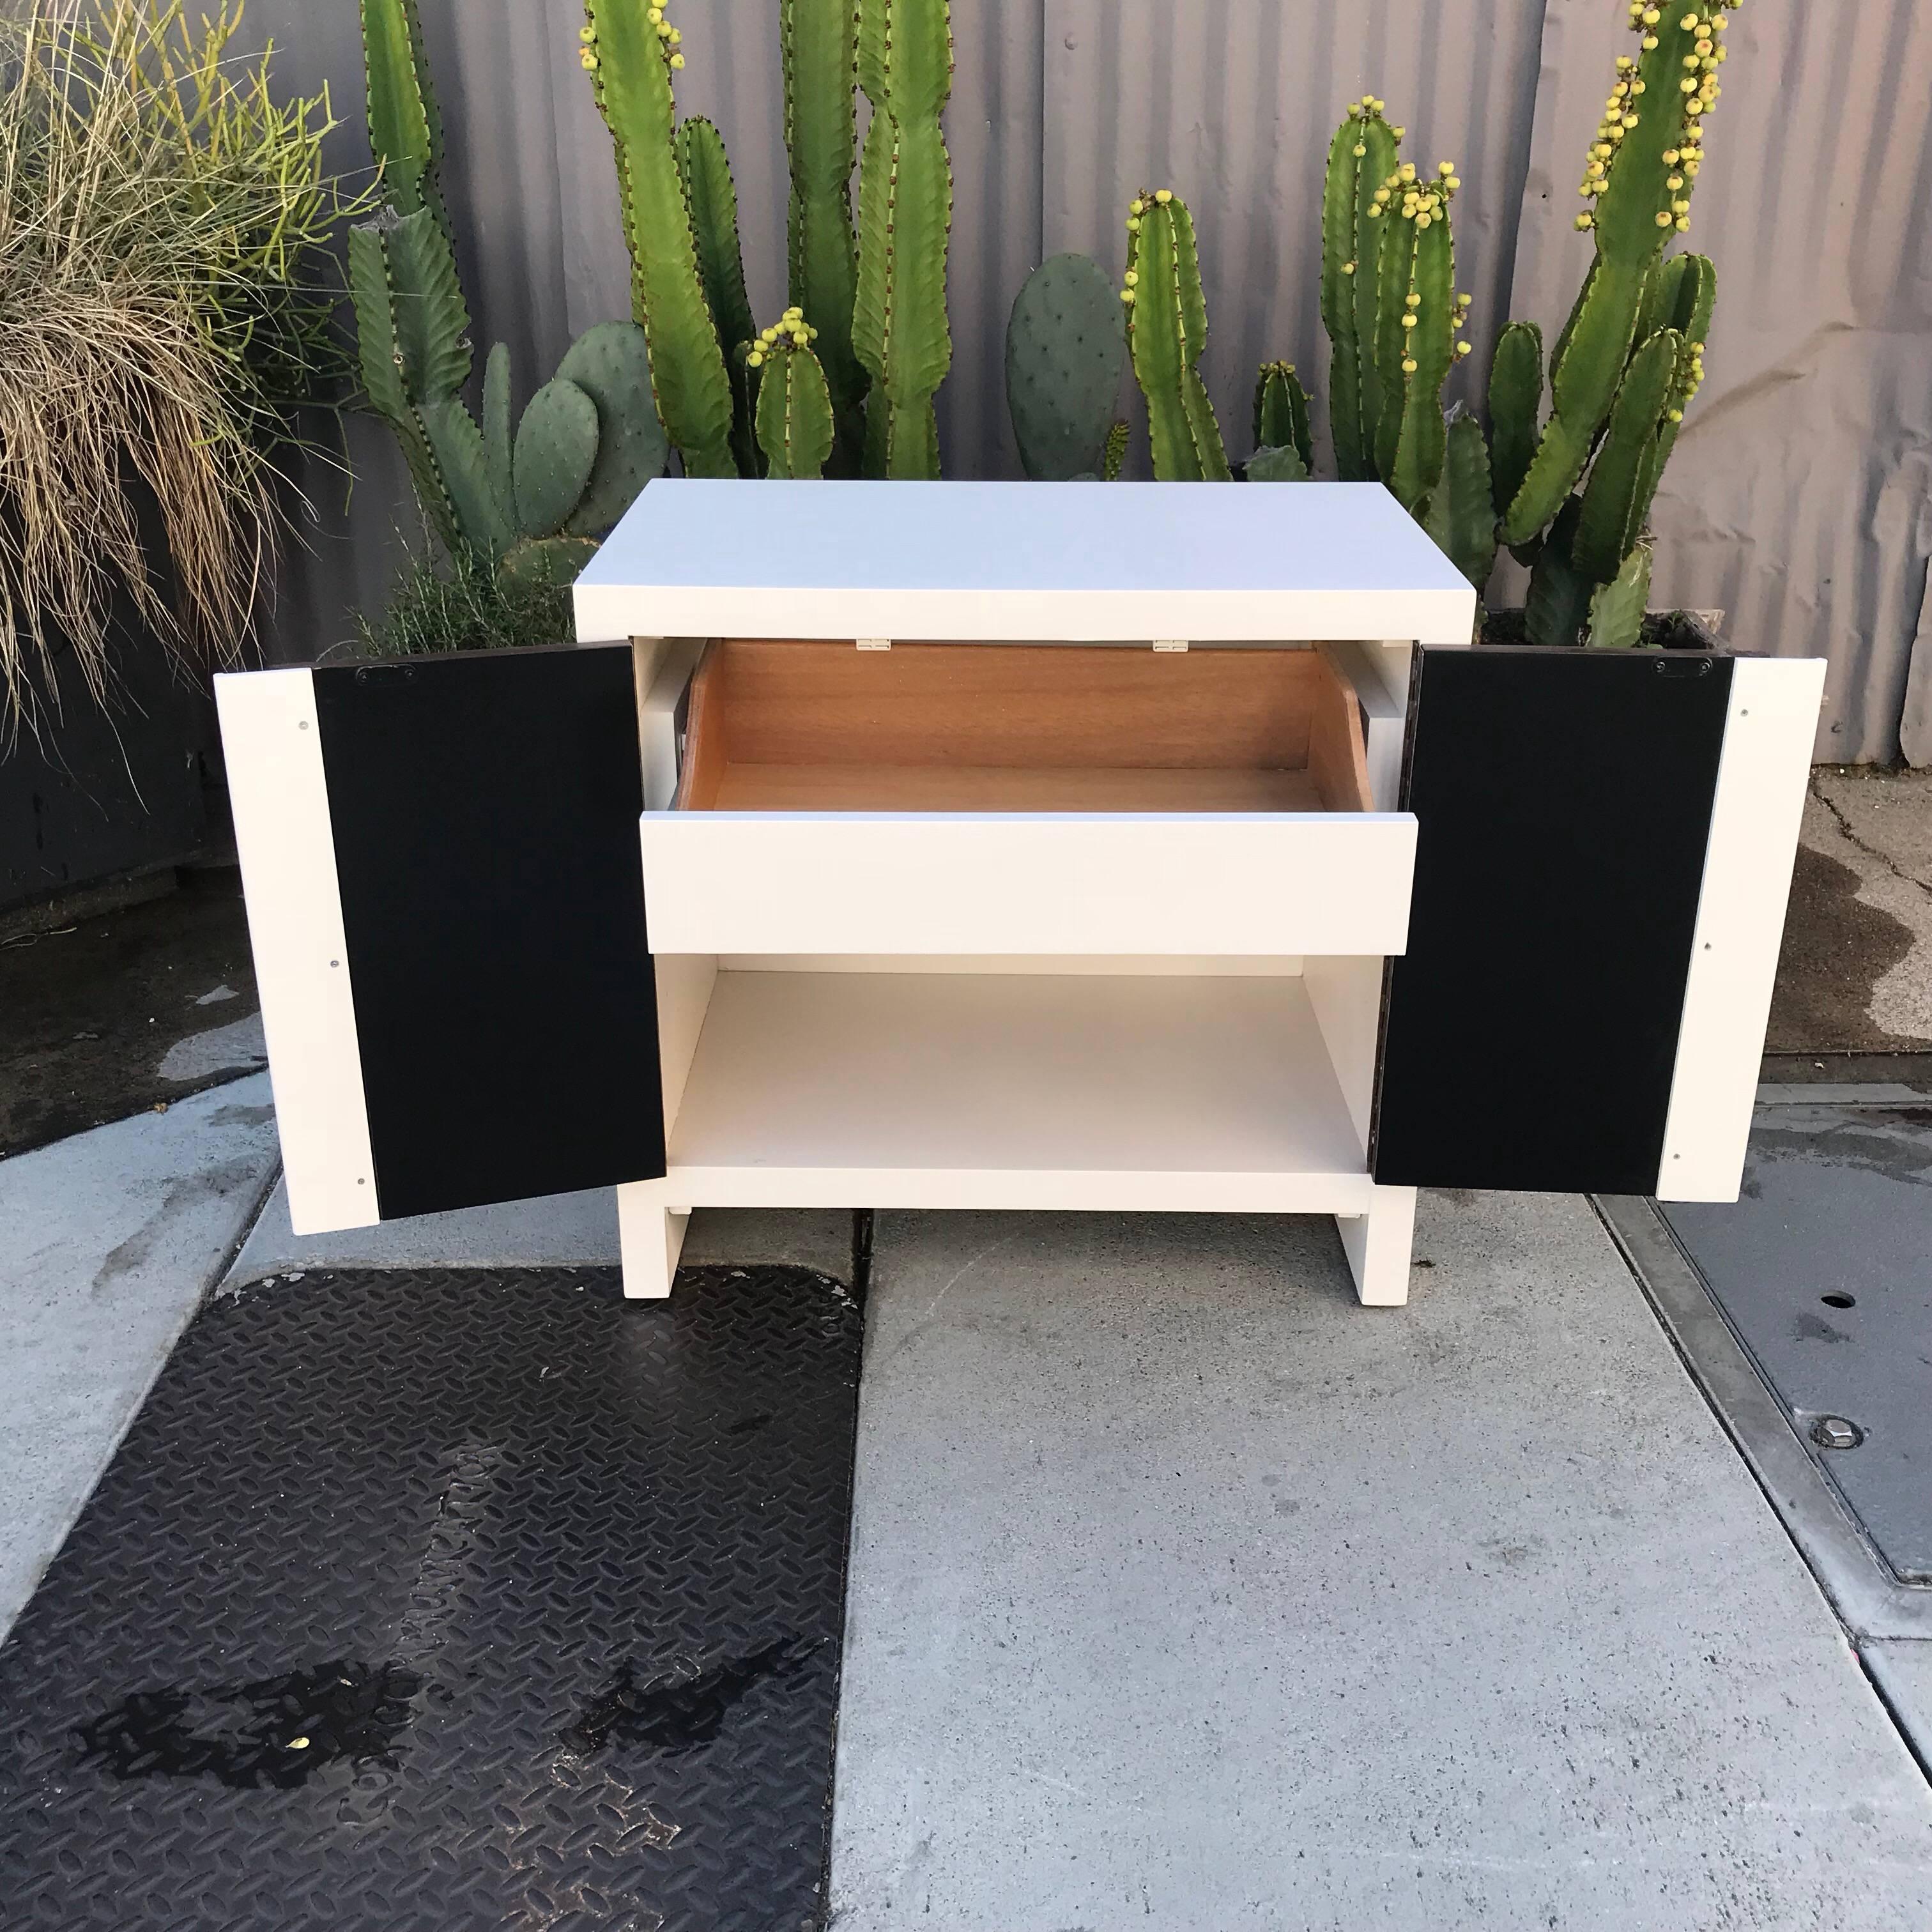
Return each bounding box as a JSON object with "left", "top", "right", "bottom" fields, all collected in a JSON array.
[
  {"left": 359, "top": 0, "right": 443, "bottom": 228},
  {"left": 675, "top": 117, "right": 759, "bottom": 477},
  {"left": 854, "top": 0, "right": 955, "bottom": 478},
  {"left": 1320, "top": 99, "right": 1400, "bottom": 481},
  {"left": 1501, "top": 1, "right": 1740, "bottom": 544},
  {"left": 1252, "top": 362, "right": 1314, "bottom": 473},
  {"left": 1360, "top": 159, "right": 1474, "bottom": 514},
  {"left": 1422, "top": 410, "right": 1499, "bottom": 594},
  {"left": 1121, "top": 190, "right": 1229, "bottom": 482},
  {"left": 749, "top": 307, "right": 836, "bottom": 479},
  {"left": 581, "top": 0, "right": 737, "bottom": 478},
  {"left": 1486, "top": 321, "right": 1544, "bottom": 531},
  {"left": 782, "top": 0, "right": 866, "bottom": 473},
  {"left": 1005, "top": 254, "right": 1126, "bottom": 481}
]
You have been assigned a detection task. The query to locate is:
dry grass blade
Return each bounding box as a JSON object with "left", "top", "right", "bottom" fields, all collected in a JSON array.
[{"left": 0, "top": 1, "right": 367, "bottom": 737}]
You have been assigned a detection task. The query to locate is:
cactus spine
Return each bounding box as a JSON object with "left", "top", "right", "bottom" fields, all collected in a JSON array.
[
  {"left": 782, "top": 0, "right": 866, "bottom": 473},
  {"left": 854, "top": 0, "right": 955, "bottom": 479},
  {"left": 749, "top": 307, "right": 836, "bottom": 479},
  {"left": 581, "top": 0, "right": 738, "bottom": 479},
  {"left": 1252, "top": 362, "right": 1314, "bottom": 473},
  {"left": 1121, "top": 191, "right": 1230, "bottom": 482},
  {"left": 1005, "top": 254, "right": 1126, "bottom": 481},
  {"left": 1502, "top": 2, "right": 1740, "bottom": 544}
]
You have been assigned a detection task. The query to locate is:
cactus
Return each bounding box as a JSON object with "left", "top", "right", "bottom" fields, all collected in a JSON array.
[
  {"left": 675, "top": 117, "right": 760, "bottom": 478},
  {"left": 1121, "top": 190, "right": 1230, "bottom": 482},
  {"left": 782, "top": 0, "right": 866, "bottom": 473},
  {"left": 1587, "top": 537, "right": 1654, "bottom": 647},
  {"left": 581, "top": 0, "right": 738, "bottom": 478},
  {"left": 1572, "top": 325, "right": 1681, "bottom": 582},
  {"left": 1101, "top": 419, "right": 1129, "bottom": 482},
  {"left": 352, "top": 7, "right": 664, "bottom": 584},
  {"left": 1252, "top": 362, "right": 1314, "bottom": 474},
  {"left": 1321, "top": 99, "right": 1402, "bottom": 481},
  {"left": 1245, "top": 445, "right": 1310, "bottom": 482},
  {"left": 1360, "top": 158, "right": 1475, "bottom": 515},
  {"left": 1487, "top": 321, "right": 1544, "bottom": 526},
  {"left": 1005, "top": 254, "right": 1126, "bottom": 481},
  {"left": 556, "top": 322, "right": 671, "bottom": 534},
  {"left": 359, "top": 0, "right": 443, "bottom": 228},
  {"left": 853, "top": 0, "right": 954, "bottom": 478},
  {"left": 1501, "top": 3, "right": 1741, "bottom": 544},
  {"left": 1421, "top": 410, "right": 1498, "bottom": 594},
  {"left": 749, "top": 307, "right": 836, "bottom": 479}
]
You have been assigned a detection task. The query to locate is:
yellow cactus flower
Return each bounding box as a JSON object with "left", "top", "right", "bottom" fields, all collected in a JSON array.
[
  {"left": 746, "top": 351, "right": 764, "bottom": 368},
  {"left": 1119, "top": 289, "right": 1135, "bottom": 304},
  {"left": 1405, "top": 292, "right": 1422, "bottom": 308},
  {"left": 1447, "top": 175, "right": 1462, "bottom": 190},
  {"left": 1125, "top": 216, "right": 1140, "bottom": 232},
  {"left": 1576, "top": 212, "right": 1595, "bottom": 229},
  {"left": 1455, "top": 341, "right": 1473, "bottom": 357},
  {"left": 1129, "top": 198, "right": 1144, "bottom": 215},
  {"left": 1675, "top": 215, "right": 1692, "bottom": 230},
  {"left": 1655, "top": 210, "right": 1673, "bottom": 227},
  {"left": 1341, "top": 260, "right": 1358, "bottom": 274},
  {"left": 1641, "top": 6, "right": 1661, "bottom": 21},
  {"left": 1667, "top": 408, "right": 1685, "bottom": 422},
  {"left": 1399, "top": 162, "right": 1417, "bottom": 181},
  {"left": 1438, "top": 160, "right": 1455, "bottom": 176},
  {"left": 579, "top": 24, "right": 597, "bottom": 42},
  {"left": 1391, "top": 125, "right": 1406, "bottom": 139},
  {"left": 1354, "top": 144, "right": 1367, "bottom": 158},
  {"left": 1401, "top": 357, "right": 1418, "bottom": 374},
  {"left": 1123, "top": 270, "right": 1139, "bottom": 286},
  {"left": 1416, "top": 211, "right": 1432, "bottom": 227},
  {"left": 670, "top": 51, "right": 684, "bottom": 66},
  {"left": 1154, "top": 188, "right": 1173, "bottom": 203}
]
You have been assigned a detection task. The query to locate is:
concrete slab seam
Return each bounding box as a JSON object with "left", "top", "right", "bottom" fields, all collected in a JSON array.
[{"left": 1593, "top": 1193, "right": 1932, "bottom": 1641}]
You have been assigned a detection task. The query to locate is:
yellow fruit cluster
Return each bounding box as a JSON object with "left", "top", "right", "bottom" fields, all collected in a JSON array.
[{"left": 745, "top": 305, "right": 819, "bottom": 369}]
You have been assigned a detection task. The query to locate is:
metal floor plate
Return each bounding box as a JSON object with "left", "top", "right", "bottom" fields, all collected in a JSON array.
[
  {"left": 1661, "top": 1100, "right": 1932, "bottom": 1584},
  {"left": 0, "top": 1264, "right": 862, "bottom": 1932}
]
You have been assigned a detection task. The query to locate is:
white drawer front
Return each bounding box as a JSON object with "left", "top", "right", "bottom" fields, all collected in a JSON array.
[{"left": 640, "top": 811, "right": 1416, "bottom": 956}]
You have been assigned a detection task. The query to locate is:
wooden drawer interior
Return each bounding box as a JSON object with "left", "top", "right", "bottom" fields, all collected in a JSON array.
[{"left": 672, "top": 640, "right": 1374, "bottom": 813}]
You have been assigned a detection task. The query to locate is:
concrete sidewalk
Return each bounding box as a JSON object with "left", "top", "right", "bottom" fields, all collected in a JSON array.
[
  {"left": 829, "top": 1202, "right": 1932, "bottom": 1929},
  {"left": 6, "top": 1087, "right": 1932, "bottom": 1927}
]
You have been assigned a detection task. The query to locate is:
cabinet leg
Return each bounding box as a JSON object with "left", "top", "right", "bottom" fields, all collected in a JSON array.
[
  {"left": 1335, "top": 1186, "right": 1417, "bottom": 1307},
  {"left": 617, "top": 1184, "right": 690, "bottom": 1300}
]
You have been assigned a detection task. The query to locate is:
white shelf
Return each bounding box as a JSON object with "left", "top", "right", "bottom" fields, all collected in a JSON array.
[
  {"left": 575, "top": 479, "right": 1476, "bottom": 645},
  {"left": 661, "top": 969, "right": 1374, "bottom": 1213}
]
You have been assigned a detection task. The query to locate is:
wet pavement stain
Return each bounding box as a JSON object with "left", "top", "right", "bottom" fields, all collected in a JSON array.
[
  {"left": 78, "top": 1660, "right": 421, "bottom": 1790},
  {"left": 569, "top": 1637, "right": 820, "bottom": 1755}
]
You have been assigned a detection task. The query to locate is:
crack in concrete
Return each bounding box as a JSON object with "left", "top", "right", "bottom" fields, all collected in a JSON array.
[{"left": 1813, "top": 776, "right": 1932, "bottom": 901}]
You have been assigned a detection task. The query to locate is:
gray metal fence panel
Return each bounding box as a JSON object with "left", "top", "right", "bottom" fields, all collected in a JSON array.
[{"left": 248, "top": 1, "right": 1928, "bottom": 763}]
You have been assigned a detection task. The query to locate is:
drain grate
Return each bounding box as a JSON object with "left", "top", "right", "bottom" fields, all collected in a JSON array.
[
  {"left": 1660, "top": 1100, "right": 1932, "bottom": 1586},
  {"left": 0, "top": 1264, "right": 862, "bottom": 1931}
]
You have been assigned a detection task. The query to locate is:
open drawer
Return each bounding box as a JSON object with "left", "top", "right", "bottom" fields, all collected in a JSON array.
[{"left": 638, "top": 640, "right": 1418, "bottom": 956}]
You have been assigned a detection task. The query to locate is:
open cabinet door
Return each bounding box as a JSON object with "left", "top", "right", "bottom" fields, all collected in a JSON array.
[
  {"left": 1372, "top": 645, "right": 1823, "bottom": 1202},
  {"left": 216, "top": 644, "right": 664, "bottom": 1234}
]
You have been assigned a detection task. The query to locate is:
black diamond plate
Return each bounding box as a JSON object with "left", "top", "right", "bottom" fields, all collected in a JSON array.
[{"left": 0, "top": 1265, "right": 862, "bottom": 1932}]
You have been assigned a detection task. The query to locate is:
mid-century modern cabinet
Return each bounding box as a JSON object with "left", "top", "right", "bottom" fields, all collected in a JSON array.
[{"left": 217, "top": 481, "right": 1822, "bottom": 1306}]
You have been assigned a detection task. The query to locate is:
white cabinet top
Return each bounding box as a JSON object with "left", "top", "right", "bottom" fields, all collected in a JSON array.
[{"left": 574, "top": 479, "right": 1475, "bottom": 646}]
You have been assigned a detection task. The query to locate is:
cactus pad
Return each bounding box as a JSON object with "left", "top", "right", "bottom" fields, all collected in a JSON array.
[
  {"left": 1005, "top": 254, "right": 1126, "bottom": 482},
  {"left": 512, "top": 378, "right": 600, "bottom": 542}
]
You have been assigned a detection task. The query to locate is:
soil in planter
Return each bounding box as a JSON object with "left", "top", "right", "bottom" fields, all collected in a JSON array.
[{"left": 0, "top": 865, "right": 261, "bottom": 1157}]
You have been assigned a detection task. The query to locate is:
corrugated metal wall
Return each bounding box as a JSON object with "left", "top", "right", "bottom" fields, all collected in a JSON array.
[{"left": 254, "top": 0, "right": 1931, "bottom": 764}]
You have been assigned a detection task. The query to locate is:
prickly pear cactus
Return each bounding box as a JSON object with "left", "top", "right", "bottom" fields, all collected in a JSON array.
[
  {"left": 1005, "top": 254, "right": 1126, "bottom": 481},
  {"left": 782, "top": 0, "right": 866, "bottom": 473},
  {"left": 1252, "top": 362, "right": 1314, "bottom": 474},
  {"left": 556, "top": 321, "right": 670, "bottom": 535},
  {"left": 1121, "top": 190, "right": 1229, "bottom": 482},
  {"left": 1501, "top": 1, "right": 1742, "bottom": 545},
  {"left": 1320, "top": 98, "right": 1401, "bottom": 482},
  {"left": 854, "top": 0, "right": 954, "bottom": 479},
  {"left": 581, "top": 0, "right": 738, "bottom": 479},
  {"left": 749, "top": 307, "right": 836, "bottom": 479},
  {"left": 1245, "top": 445, "right": 1310, "bottom": 482}
]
